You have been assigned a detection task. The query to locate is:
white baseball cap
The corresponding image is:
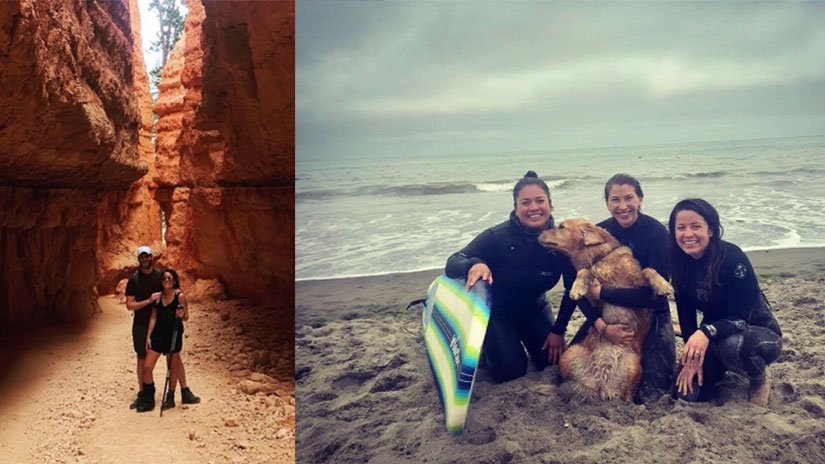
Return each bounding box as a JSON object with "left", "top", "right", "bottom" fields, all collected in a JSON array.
[{"left": 136, "top": 246, "right": 152, "bottom": 257}]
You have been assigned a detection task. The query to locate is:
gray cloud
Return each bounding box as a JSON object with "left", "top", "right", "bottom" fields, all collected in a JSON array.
[{"left": 297, "top": 1, "right": 825, "bottom": 160}]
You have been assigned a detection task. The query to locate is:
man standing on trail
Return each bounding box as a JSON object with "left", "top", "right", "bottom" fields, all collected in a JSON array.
[{"left": 124, "top": 245, "right": 162, "bottom": 410}]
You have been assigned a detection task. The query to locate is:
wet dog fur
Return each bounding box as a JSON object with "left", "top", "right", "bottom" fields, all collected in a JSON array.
[{"left": 538, "top": 218, "right": 673, "bottom": 401}]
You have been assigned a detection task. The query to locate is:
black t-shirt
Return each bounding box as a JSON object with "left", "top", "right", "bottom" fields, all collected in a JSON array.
[{"left": 125, "top": 268, "right": 163, "bottom": 326}]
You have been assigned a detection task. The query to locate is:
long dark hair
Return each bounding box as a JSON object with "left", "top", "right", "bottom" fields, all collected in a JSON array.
[{"left": 668, "top": 198, "right": 725, "bottom": 291}]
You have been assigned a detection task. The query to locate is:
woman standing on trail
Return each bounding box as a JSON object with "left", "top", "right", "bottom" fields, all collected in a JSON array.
[{"left": 135, "top": 269, "right": 201, "bottom": 412}]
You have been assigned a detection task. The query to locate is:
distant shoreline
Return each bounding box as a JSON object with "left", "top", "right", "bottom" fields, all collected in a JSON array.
[
  {"left": 295, "top": 246, "right": 825, "bottom": 327},
  {"left": 296, "top": 245, "right": 825, "bottom": 284}
]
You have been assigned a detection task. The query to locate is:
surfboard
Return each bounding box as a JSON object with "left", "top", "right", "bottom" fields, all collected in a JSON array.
[{"left": 421, "top": 274, "right": 492, "bottom": 434}]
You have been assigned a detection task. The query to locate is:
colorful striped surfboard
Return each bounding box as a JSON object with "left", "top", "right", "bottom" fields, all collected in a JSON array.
[{"left": 422, "top": 274, "right": 491, "bottom": 434}]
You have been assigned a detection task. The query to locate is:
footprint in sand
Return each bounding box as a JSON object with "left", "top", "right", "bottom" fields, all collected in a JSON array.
[
  {"left": 330, "top": 370, "right": 375, "bottom": 391},
  {"left": 369, "top": 373, "right": 415, "bottom": 393},
  {"left": 463, "top": 426, "right": 497, "bottom": 445},
  {"left": 800, "top": 397, "right": 825, "bottom": 418},
  {"left": 309, "top": 391, "right": 338, "bottom": 402}
]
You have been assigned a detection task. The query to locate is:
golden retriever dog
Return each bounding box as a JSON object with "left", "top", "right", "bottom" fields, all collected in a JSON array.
[{"left": 538, "top": 218, "right": 673, "bottom": 401}]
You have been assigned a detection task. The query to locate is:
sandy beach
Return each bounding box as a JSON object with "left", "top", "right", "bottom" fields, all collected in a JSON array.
[{"left": 296, "top": 247, "right": 825, "bottom": 463}]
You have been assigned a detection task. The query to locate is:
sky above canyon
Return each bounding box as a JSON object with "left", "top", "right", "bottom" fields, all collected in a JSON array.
[{"left": 296, "top": 1, "right": 825, "bottom": 161}]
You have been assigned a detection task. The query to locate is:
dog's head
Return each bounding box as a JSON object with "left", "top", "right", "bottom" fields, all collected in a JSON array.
[{"left": 538, "top": 218, "right": 618, "bottom": 266}]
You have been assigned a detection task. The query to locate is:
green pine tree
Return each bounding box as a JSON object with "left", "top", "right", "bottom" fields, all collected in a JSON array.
[{"left": 148, "top": 0, "right": 185, "bottom": 99}]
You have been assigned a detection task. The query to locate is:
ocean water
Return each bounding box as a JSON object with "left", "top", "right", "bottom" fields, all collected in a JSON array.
[{"left": 296, "top": 136, "right": 825, "bottom": 280}]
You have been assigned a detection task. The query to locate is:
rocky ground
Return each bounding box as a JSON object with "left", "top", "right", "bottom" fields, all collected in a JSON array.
[{"left": 0, "top": 295, "right": 294, "bottom": 463}]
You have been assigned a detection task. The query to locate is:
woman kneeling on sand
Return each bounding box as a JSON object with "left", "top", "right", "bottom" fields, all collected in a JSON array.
[
  {"left": 669, "top": 199, "right": 782, "bottom": 406},
  {"left": 135, "top": 269, "right": 201, "bottom": 412},
  {"left": 445, "top": 170, "right": 584, "bottom": 383},
  {"left": 549, "top": 173, "right": 676, "bottom": 402}
]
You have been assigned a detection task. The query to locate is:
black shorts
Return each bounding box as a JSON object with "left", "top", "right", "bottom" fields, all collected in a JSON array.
[{"left": 133, "top": 324, "right": 149, "bottom": 359}]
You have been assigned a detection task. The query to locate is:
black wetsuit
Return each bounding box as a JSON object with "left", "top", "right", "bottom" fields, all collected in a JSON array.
[
  {"left": 675, "top": 241, "right": 782, "bottom": 402},
  {"left": 445, "top": 212, "right": 578, "bottom": 383},
  {"left": 553, "top": 213, "right": 676, "bottom": 402}
]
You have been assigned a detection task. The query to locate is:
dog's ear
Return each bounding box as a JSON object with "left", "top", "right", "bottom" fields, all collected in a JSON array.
[{"left": 582, "top": 225, "right": 606, "bottom": 246}]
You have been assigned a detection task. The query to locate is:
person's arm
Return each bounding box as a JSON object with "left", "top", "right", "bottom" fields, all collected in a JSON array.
[
  {"left": 675, "top": 292, "right": 698, "bottom": 344},
  {"left": 598, "top": 221, "right": 669, "bottom": 308},
  {"left": 177, "top": 293, "right": 189, "bottom": 321},
  {"left": 701, "top": 251, "right": 758, "bottom": 342},
  {"left": 146, "top": 306, "right": 157, "bottom": 351},
  {"left": 445, "top": 229, "right": 494, "bottom": 279},
  {"left": 598, "top": 286, "right": 658, "bottom": 308},
  {"left": 551, "top": 261, "right": 601, "bottom": 335},
  {"left": 126, "top": 295, "right": 157, "bottom": 312}
]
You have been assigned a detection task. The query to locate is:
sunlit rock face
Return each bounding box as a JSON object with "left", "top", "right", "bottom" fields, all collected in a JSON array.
[
  {"left": 0, "top": 0, "right": 146, "bottom": 329},
  {"left": 153, "top": 0, "right": 294, "bottom": 305},
  {"left": 0, "top": 0, "right": 145, "bottom": 188},
  {"left": 0, "top": 0, "right": 294, "bottom": 331},
  {"left": 95, "top": 0, "right": 162, "bottom": 296}
]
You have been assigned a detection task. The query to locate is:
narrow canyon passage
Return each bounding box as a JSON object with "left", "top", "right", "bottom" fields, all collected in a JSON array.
[
  {"left": 0, "top": 295, "right": 294, "bottom": 463},
  {"left": 1, "top": 0, "right": 294, "bottom": 461}
]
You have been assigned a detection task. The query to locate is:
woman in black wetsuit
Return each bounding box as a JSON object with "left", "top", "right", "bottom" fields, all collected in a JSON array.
[
  {"left": 669, "top": 199, "right": 782, "bottom": 406},
  {"left": 445, "top": 171, "right": 580, "bottom": 383},
  {"left": 550, "top": 173, "right": 676, "bottom": 402},
  {"left": 136, "top": 268, "right": 200, "bottom": 412}
]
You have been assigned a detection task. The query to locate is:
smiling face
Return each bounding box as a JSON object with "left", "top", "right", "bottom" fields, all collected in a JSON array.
[
  {"left": 162, "top": 271, "right": 176, "bottom": 289},
  {"left": 606, "top": 184, "right": 643, "bottom": 228},
  {"left": 514, "top": 184, "right": 551, "bottom": 229},
  {"left": 138, "top": 252, "right": 153, "bottom": 270},
  {"left": 674, "top": 210, "right": 713, "bottom": 259}
]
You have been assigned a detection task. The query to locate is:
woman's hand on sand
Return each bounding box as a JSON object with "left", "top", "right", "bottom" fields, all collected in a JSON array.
[
  {"left": 543, "top": 332, "right": 566, "bottom": 364},
  {"left": 681, "top": 330, "right": 710, "bottom": 366},
  {"left": 676, "top": 358, "right": 704, "bottom": 396},
  {"left": 465, "top": 263, "right": 493, "bottom": 290},
  {"left": 603, "top": 323, "right": 635, "bottom": 346}
]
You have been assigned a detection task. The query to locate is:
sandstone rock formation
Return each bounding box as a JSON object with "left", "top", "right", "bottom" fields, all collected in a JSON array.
[
  {"left": 153, "top": 0, "right": 295, "bottom": 306},
  {"left": 0, "top": 0, "right": 147, "bottom": 329},
  {"left": 95, "top": 0, "right": 162, "bottom": 295},
  {"left": 0, "top": 0, "right": 294, "bottom": 331}
]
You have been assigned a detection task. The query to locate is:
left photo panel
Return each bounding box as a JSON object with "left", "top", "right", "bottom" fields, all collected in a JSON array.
[{"left": 0, "top": 0, "right": 294, "bottom": 462}]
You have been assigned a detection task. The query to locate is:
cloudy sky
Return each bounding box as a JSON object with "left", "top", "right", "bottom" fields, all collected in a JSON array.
[{"left": 296, "top": 1, "right": 825, "bottom": 162}]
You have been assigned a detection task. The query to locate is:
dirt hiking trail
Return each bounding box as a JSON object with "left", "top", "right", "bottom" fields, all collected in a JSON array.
[{"left": 0, "top": 295, "right": 294, "bottom": 463}]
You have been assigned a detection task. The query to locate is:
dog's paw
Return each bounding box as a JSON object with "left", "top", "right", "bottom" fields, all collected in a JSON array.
[
  {"left": 655, "top": 281, "right": 674, "bottom": 296},
  {"left": 643, "top": 268, "right": 674, "bottom": 296},
  {"left": 532, "top": 384, "right": 557, "bottom": 396},
  {"left": 570, "top": 281, "right": 587, "bottom": 300}
]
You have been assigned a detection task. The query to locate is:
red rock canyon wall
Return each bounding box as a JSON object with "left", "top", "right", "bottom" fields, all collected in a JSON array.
[
  {"left": 154, "top": 0, "right": 294, "bottom": 306},
  {"left": 0, "top": 0, "right": 148, "bottom": 329},
  {"left": 0, "top": 0, "right": 294, "bottom": 331}
]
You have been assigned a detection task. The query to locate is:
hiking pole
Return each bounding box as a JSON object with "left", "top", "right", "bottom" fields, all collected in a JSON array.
[{"left": 160, "top": 303, "right": 183, "bottom": 417}]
